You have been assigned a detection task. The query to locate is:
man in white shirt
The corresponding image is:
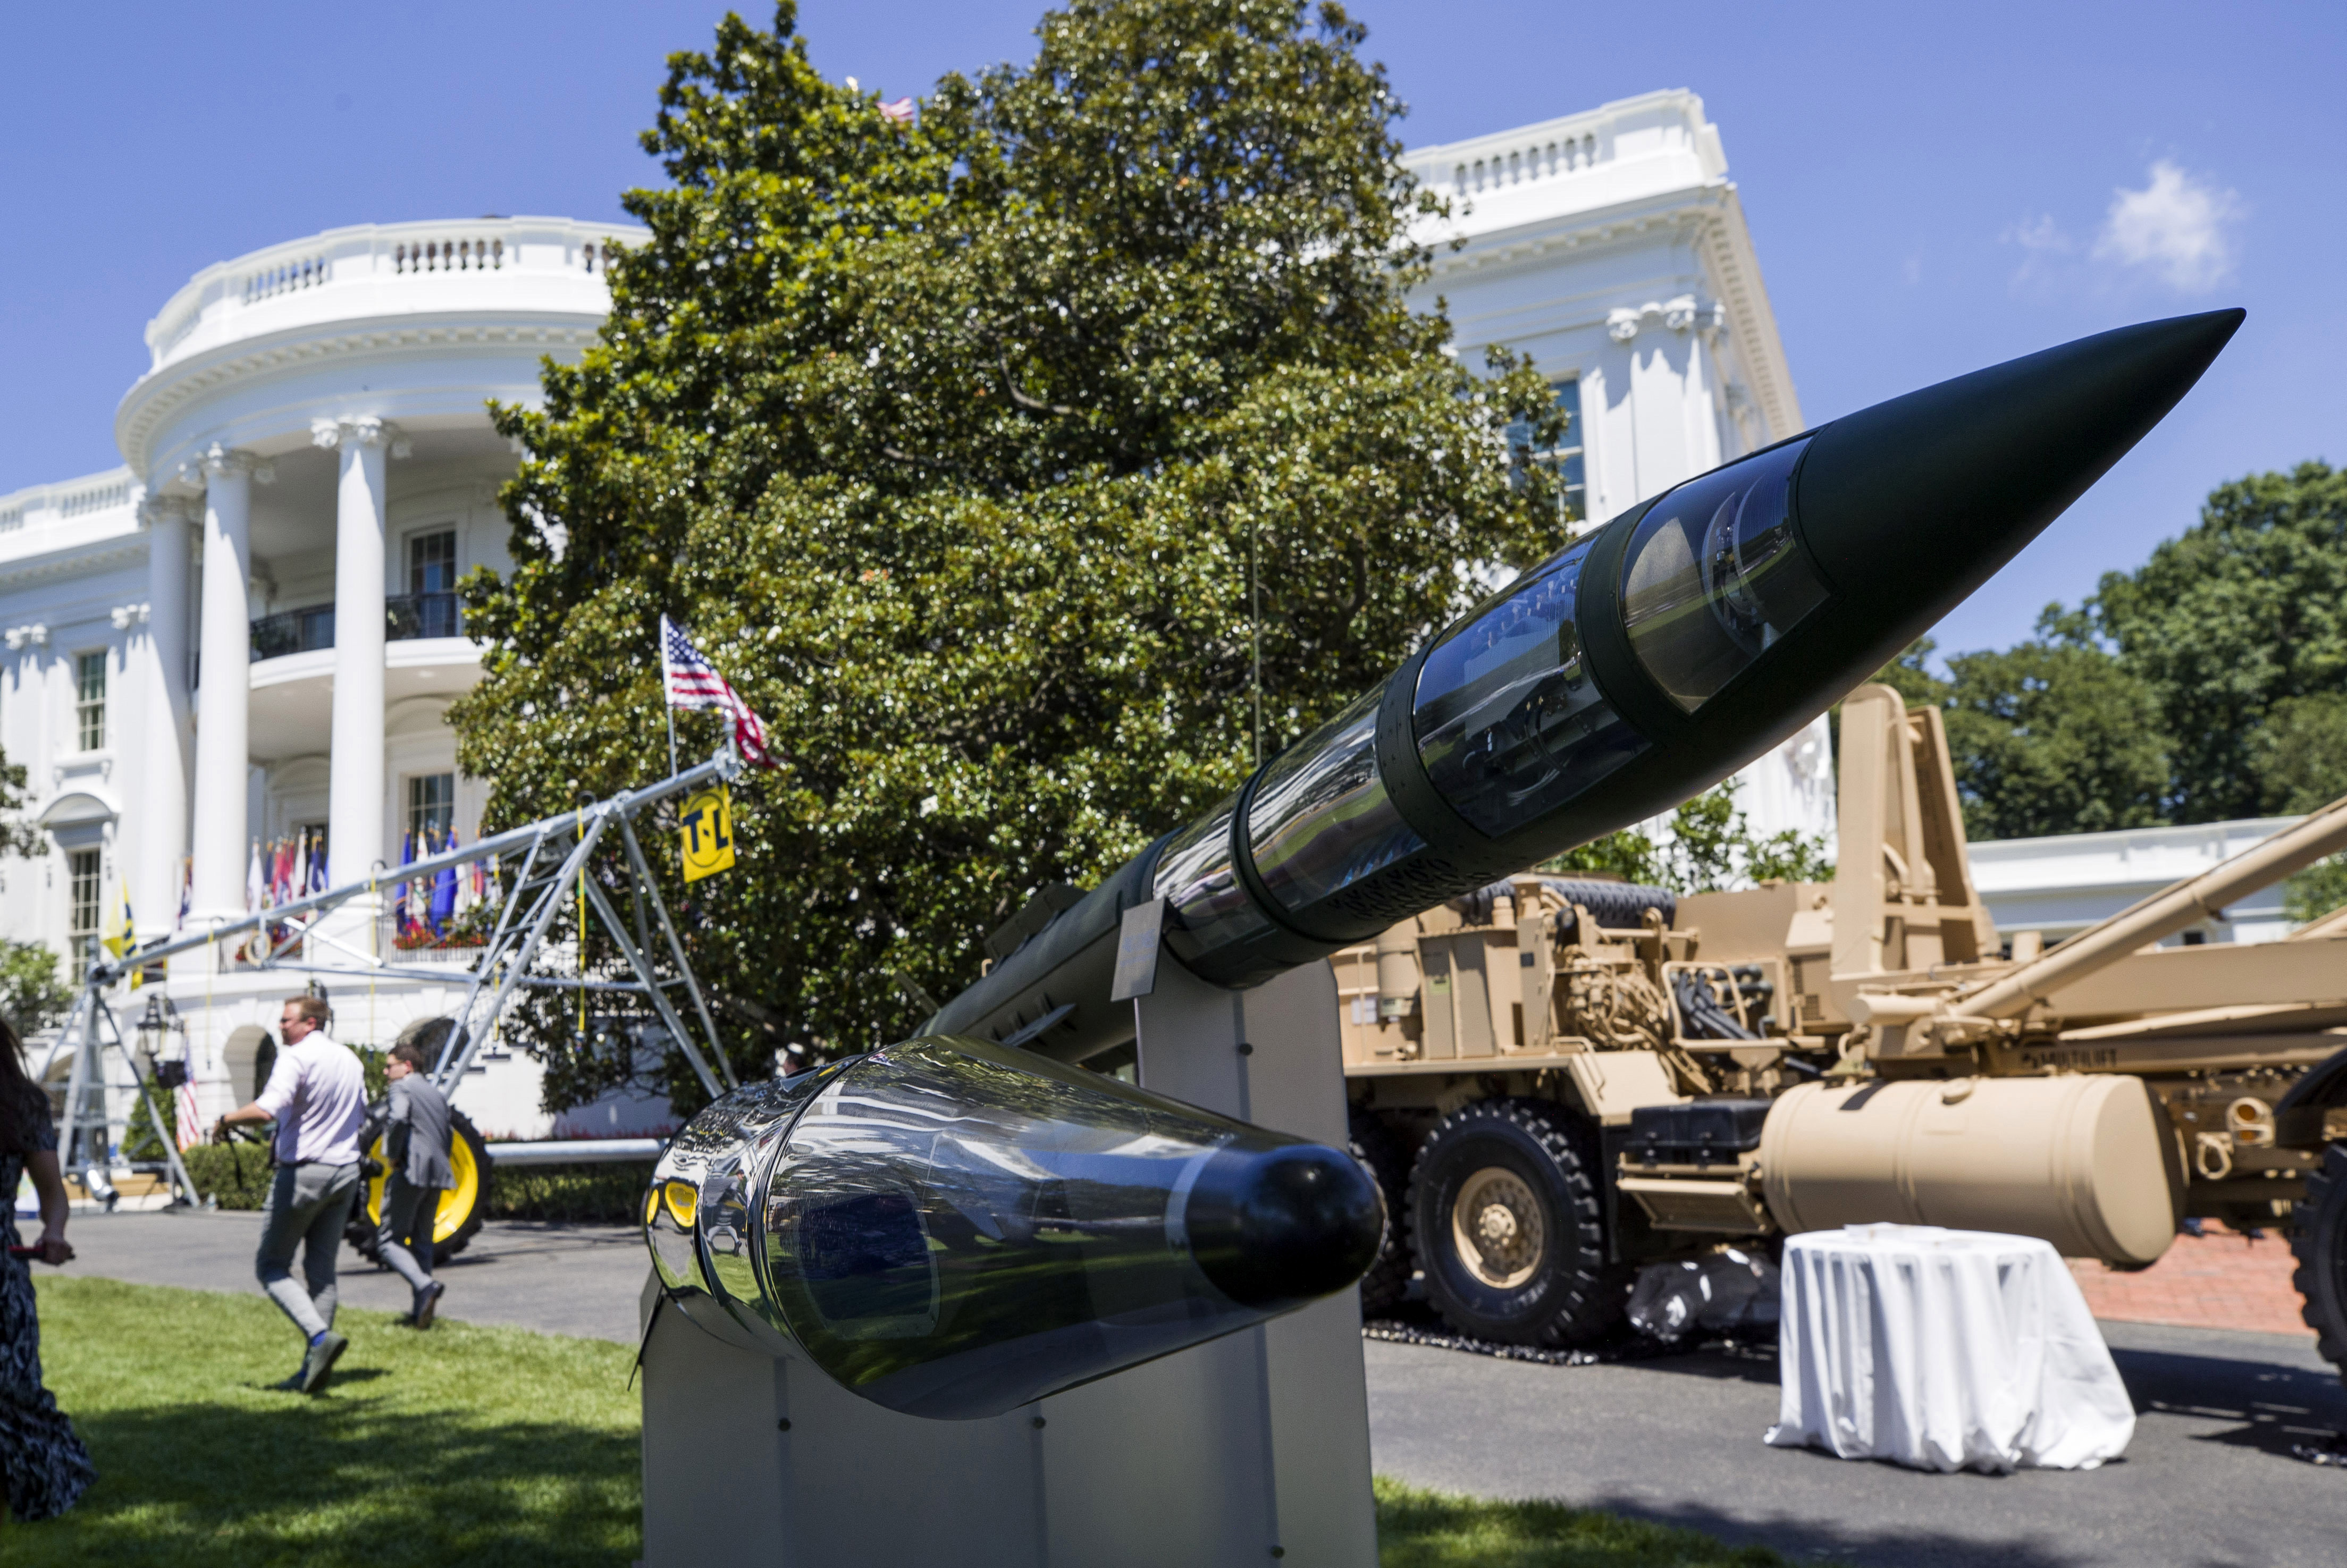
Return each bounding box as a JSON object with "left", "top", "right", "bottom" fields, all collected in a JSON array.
[{"left": 215, "top": 994, "right": 367, "bottom": 1394}]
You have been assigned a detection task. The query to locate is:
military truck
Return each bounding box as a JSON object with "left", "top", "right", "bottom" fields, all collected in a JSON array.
[{"left": 1337, "top": 685, "right": 2347, "bottom": 1380}]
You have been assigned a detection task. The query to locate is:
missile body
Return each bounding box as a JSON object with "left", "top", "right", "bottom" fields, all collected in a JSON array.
[
  {"left": 645, "top": 1036, "right": 1382, "bottom": 1419},
  {"left": 647, "top": 311, "right": 2240, "bottom": 1415},
  {"left": 927, "top": 310, "right": 2244, "bottom": 1060}
]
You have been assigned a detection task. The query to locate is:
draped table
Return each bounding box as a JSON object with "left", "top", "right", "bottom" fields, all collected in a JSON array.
[{"left": 1765, "top": 1224, "right": 2136, "bottom": 1472}]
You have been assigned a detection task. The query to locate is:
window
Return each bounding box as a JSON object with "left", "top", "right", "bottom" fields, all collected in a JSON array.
[
  {"left": 75, "top": 651, "right": 106, "bottom": 751},
  {"left": 68, "top": 849, "right": 101, "bottom": 971},
  {"left": 407, "top": 773, "right": 456, "bottom": 851},
  {"left": 409, "top": 529, "right": 458, "bottom": 595},
  {"left": 397, "top": 529, "right": 460, "bottom": 639},
  {"left": 1509, "top": 378, "right": 1587, "bottom": 529}
]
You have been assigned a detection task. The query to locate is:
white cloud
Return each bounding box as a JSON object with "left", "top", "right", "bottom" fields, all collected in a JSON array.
[
  {"left": 2006, "top": 214, "right": 2072, "bottom": 256},
  {"left": 2092, "top": 161, "right": 2242, "bottom": 292}
]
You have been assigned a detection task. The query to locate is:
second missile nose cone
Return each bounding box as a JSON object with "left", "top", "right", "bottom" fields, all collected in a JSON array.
[
  {"left": 1185, "top": 1140, "right": 1384, "bottom": 1308},
  {"left": 1793, "top": 308, "right": 2243, "bottom": 664}
]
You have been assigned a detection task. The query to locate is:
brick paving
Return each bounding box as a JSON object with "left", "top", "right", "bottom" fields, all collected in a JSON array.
[{"left": 2070, "top": 1223, "right": 2315, "bottom": 1337}]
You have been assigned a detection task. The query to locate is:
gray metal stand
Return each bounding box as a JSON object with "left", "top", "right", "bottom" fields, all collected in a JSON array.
[{"left": 637, "top": 955, "right": 1377, "bottom": 1567}]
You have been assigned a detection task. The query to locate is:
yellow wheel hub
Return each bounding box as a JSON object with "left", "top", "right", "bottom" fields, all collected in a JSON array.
[{"left": 364, "top": 1125, "right": 483, "bottom": 1245}]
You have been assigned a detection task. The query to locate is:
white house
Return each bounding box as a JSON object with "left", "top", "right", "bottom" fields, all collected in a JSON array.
[{"left": 4, "top": 92, "right": 1841, "bottom": 1152}]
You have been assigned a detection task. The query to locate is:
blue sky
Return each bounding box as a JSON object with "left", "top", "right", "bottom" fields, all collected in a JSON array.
[{"left": 1, "top": 1, "right": 2336, "bottom": 656}]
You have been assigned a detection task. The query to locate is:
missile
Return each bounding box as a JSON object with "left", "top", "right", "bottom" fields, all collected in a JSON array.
[
  {"left": 925, "top": 309, "right": 2244, "bottom": 1059},
  {"left": 645, "top": 1035, "right": 1383, "bottom": 1419}
]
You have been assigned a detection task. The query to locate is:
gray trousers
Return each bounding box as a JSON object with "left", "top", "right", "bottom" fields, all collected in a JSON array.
[
  {"left": 255, "top": 1161, "right": 359, "bottom": 1340},
  {"left": 377, "top": 1175, "right": 441, "bottom": 1296}
]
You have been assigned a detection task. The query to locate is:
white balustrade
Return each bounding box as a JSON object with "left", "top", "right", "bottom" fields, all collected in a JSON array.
[
  {"left": 145, "top": 217, "right": 649, "bottom": 367},
  {"left": 0, "top": 473, "right": 137, "bottom": 537}
]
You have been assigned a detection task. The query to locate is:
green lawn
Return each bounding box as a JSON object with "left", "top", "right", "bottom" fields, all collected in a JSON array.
[
  {"left": 1375, "top": 1480, "right": 1790, "bottom": 1567},
  {"left": 9, "top": 1275, "right": 1786, "bottom": 1567},
  {"left": 7, "top": 1276, "right": 639, "bottom": 1566}
]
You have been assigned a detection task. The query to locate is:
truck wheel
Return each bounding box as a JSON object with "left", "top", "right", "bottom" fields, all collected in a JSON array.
[
  {"left": 347, "top": 1109, "right": 491, "bottom": 1268},
  {"left": 2292, "top": 1143, "right": 2347, "bottom": 1382},
  {"left": 1348, "top": 1111, "right": 1412, "bottom": 1317},
  {"left": 1407, "top": 1098, "right": 1629, "bottom": 1346}
]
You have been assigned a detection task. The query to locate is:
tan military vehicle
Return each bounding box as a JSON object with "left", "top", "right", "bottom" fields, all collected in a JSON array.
[{"left": 1339, "top": 685, "right": 2347, "bottom": 1380}]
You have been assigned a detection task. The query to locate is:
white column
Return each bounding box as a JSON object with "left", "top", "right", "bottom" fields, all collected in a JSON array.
[
  {"left": 316, "top": 417, "right": 389, "bottom": 888},
  {"left": 137, "top": 495, "right": 196, "bottom": 940},
  {"left": 187, "top": 446, "right": 255, "bottom": 925}
]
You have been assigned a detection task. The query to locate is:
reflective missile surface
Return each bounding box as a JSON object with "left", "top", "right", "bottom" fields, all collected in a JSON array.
[
  {"left": 929, "top": 310, "right": 2243, "bottom": 1054},
  {"left": 645, "top": 1037, "right": 1383, "bottom": 1419}
]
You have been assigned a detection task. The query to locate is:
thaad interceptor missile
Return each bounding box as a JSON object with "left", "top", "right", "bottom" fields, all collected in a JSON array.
[
  {"left": 645, "top": 310, "right": 2237, "bottom": 1417},
  {"left": 923, "top": 309, "right": 2244, "bottom": 1057}
]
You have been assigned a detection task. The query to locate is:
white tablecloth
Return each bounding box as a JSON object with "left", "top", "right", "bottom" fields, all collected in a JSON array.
[{"left": 1765, "top": 1224, "right": 2135, "bottom": 1472}]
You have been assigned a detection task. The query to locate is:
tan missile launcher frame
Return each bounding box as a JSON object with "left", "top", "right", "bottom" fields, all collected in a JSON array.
[{"left": 1341, "top": 687, "right": 2347, "bottom": 1379}]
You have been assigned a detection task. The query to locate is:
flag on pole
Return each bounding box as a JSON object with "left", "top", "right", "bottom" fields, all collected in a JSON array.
[
  {"left": 175, "top": 1075, "right": 201, "bottom": 1152},
  {"left": 661, "top": 616, "right": 775, "bottom": 767},
  {"left": 246, "top": 840, "right": 265, "bottom": 913},
  {"left": 879, "top": 96, "right": 915, "bottom": 125},
  {"left": 102, "top": 882, "right": 134, "bottom": 960}
]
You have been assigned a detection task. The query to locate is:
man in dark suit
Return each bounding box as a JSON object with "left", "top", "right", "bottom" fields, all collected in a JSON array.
[{"left": 378, "top": 1040, "right": 454, "bottom": 1328}]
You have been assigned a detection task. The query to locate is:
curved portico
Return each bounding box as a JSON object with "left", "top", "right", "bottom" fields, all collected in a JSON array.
[{"left": 115, "top": 216, "right": 645, "bottom": 955}]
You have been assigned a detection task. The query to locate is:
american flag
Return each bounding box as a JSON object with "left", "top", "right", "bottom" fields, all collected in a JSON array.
[
  {"left": 879, "top": 96, "right": 915, "bottom": 125},
  {"left": 661, "top": 615, "right": 775, "bottom": 767}
]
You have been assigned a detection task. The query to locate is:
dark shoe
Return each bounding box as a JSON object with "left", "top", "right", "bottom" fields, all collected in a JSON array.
[
  {"left": 413, "top": 1280, "right": 445, "bottom": 1331},
  {"left": 299, "top": 1331, "right": 349, "bottom": 1394},
  {"left": 272, "top": 1370, "right": 307, "bottom": 1392}
]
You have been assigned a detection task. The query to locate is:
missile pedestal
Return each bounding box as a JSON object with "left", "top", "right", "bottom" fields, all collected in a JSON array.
[{"left": 637, "top": 955, "right": 1377, "bottom": 1568}]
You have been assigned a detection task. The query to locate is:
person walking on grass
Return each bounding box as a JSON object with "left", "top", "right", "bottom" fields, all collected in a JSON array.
[
  {"left": 378, "top": 1040, "right": 451, "bottom": 1329},
  {"left": 0, "top": 1015, "right": 95, "bottom": 1521},
  {"left": 214, "top": 995, "right": 365, "bottom": 1394}
]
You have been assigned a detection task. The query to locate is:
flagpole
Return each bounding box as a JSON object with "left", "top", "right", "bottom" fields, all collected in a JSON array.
[{"left": 659, "top": 614, "right": 679, "bottom": 779}]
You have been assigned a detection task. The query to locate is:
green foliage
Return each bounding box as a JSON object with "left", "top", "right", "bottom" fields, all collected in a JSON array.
[
  {"left": 0, "top": 938, "right": 70, "bottom": 1034},
  {"left": 2088, "top": 460, "right": 2347, "bottom": 822},
  {"left": 486, "top": 1160, "right": 655, "bottom": 1224},
  {"left": 2286, "top": 856, "right": 2347, "bottom": 926},
  {"left": 2251, "top": 692, "right": 2347, "bottom": 815},
  {"left": 455, "top": 0, "right": 1570, "bottom": 1109},
  {"left": 176, "top": 1141, "right": 275, "bottom": 1209},
  {"left": 1543, "top": 782, "right": 1832, "bottom": 895},
  {"left": 16, "top": 1276, "right": 639, "bottom": 1566},
  {"left": 1939, "top": 621, "right": 2170, "bottom": 841},
  {"left": 1373, "top": 1477, "right": 1787, "bottom": 1566},
  {"left": 0, "top": 745, "right": 39, "bottom": 861}
]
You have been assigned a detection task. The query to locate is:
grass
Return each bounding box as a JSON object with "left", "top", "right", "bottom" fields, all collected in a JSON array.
[
  {"left": 6, "top": 1277, "right": 1784, "bottom": 1567},
  {"left": 6, "top": 1276, "right": 639, "bottom": 1566},
  {"left": 1374, "top": 1480, "right": 1790, "bottom": 1567}
]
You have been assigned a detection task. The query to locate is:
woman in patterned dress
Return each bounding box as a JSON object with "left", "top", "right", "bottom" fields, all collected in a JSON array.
[{"left": 0, "top": 1014, "right": 95, "bottom": 1522}]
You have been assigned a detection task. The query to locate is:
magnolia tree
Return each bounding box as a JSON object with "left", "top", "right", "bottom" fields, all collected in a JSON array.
[{"left": 455, "top": 0, "right": 1578, "bottom": 1111}]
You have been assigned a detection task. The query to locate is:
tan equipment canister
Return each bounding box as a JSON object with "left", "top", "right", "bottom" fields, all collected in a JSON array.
[{"left": 1759, "top": 1075, "right": 2178, "bottom": 1266}]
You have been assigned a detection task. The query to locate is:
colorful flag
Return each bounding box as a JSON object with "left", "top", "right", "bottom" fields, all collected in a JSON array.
[
  {"left": 661, "top": 615, "right": 775, "bottom": 766},
  {"left": 102, "top": 881, "right": 134, "bottom": 960},
  {"left": 174, "top": 1073, "right": 201, "bottom": 1152},
  {"left": 879, "top": 96, "right": 915, "bottom": 125},
  {"left": 176, "top": 856, "right": 190, "bottom": 930},
  {"left": 246, "top": 840, "right": 264, "bottom": 912}
]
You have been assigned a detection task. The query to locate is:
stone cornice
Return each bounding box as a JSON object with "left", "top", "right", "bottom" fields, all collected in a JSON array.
[
  {"left": 116, "top": 317, "right": 601, "bottom": 476},
  {"left": 0, "top": 538, "right": 152, "bottom": 594}
]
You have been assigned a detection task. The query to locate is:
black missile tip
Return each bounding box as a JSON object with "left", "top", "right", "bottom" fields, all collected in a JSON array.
[{"left": 1184, "top": 1140, "right": 1384, "bottom": 1308}]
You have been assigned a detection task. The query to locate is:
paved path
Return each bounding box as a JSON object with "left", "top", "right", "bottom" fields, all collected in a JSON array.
[
  {"left": 1367, "top": 1325, "right": 2347, "bottom": 1568},
  {"left": 54, "top": 1210, "right": 2347, "bottom": 1566},
  {"left": 57, "top": 1208, "right": 646, "bottom": 1343}
]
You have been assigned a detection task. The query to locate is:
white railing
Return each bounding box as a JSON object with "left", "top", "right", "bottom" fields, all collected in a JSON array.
[
  {"left": 0, "top": 469, "right": 137, "bottom": 535},
  {"left": 146, "top": 217, "right": 651, "bottom": 368},
  {"left": 1402, "top": 89, "right": 1722, "bottom": 205}
]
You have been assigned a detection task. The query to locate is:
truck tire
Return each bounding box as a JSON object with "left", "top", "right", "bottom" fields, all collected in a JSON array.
[
  {"left": 347, "top": 1109, "right": 491, "bottom": 1269},
  {"left": 2292, "top": 1143, "right": 2347, "bottom": 1382},
  {"left": 1407, "top": 1098, "right": 1630, "bottom": 1346},
  {"left": 1348, "top": 1111, "right": 1412, "bottom": 1317}
]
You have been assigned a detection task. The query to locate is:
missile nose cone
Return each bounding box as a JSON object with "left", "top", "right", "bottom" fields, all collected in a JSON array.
[
  {"left": 1793, "top": 309, "right": 2244, "bottom": 647},
  {"left": 1185, "top": 1140, "right": 1385, "bottom": 1308}
]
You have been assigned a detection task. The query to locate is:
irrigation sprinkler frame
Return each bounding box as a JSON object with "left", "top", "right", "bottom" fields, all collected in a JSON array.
[{"left": 54, "top": 746, "right": 745, "bottom": 1199}]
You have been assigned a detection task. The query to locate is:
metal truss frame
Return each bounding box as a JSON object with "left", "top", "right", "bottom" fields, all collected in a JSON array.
[{"left": 54, "top": 747, "right": 744, "bottom": 1195}]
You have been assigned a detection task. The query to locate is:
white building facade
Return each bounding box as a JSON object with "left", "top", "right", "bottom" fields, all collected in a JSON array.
[
  {"left": 4, "top": 93, "right": 1833, "bottom": 1149},
  {"left": 2, "top": 218, "right": 652, "bottom": 1140},
  {"left": 1402, "top": 91, "right": 1833, "bottom": 846}
]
